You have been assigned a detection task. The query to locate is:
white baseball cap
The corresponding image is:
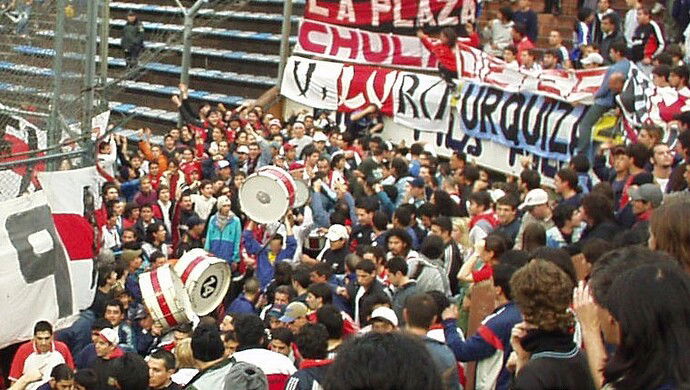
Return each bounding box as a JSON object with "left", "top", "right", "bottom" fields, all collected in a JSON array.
[
  {"left": 581, "top": 53, "right": 604, "bottom": 66},
  {"left": 325, "top": 224, "right": 349, "bottom": 242},
  {"left": 99, "top": 328, "right": 119, "bottom": 346},
  {"left": 236, "top": 145, "right": 249, "bottom": 154},
  {"left": 370, "top": 307, "right": 398, "bottom": 327},
  {"left": 313, "top": 132, "right": 328, "bottom": 142},
  {"left": 518, "top": 188, "right": 549, "bottom": 210}
]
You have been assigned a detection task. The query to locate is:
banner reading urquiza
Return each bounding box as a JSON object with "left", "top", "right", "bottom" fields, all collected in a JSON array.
[{"left": 455, "top": 82, "right": 587, "bottom": 162}]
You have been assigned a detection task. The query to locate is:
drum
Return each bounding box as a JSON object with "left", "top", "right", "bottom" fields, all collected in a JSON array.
[
  {"left": 240, "top": 166, "right": 296, "bottom": 224},
  {"left": 174, "top": 248, "right": 231, "bottom": 316},
  {"left": 139, "top": 264, "right": 195, "bottom": 331},
  {"left": 303, "top": 229, "right": 327, "bottom": 258},
  {"left": 293, "top": 180, "right": 310, "bottom": 208}
]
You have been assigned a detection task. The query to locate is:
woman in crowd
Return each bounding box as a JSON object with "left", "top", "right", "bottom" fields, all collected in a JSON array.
[{"left": 509, "top": 259, "right": 595, "bottom": 389}]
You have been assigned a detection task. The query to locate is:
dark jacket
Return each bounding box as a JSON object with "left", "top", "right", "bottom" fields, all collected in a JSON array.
[
  {"left": 285, "top": 360, "right": 333, "bottom": 390},
  {"left": 600, "top": 30, "right": 626, "bottom": 64},
  {"left": 567, "top": 219, "right": 619, "bottom": 255},
  {"left": 347, "top": 279, "right": 389, "bottom": 326},
  {"left": 513, "top": 10, "right": 539, "bottom": 43},
  {"left": 511, "top": 330, "right": 595, "bottom": 390},
  {"left": 630, "top": 21, "right": 665, "bottom": 62},
  {"left": 122, "top": 20, "right": 145, "bottom": 51}
]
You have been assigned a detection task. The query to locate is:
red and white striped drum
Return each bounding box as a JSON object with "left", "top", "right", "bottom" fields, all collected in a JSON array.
[
  {"left": 139, "top": 264, "right": 195, "bottom": 331},
  {"left": 174, "top": 248, "right": 231, "bottom": 316},
  {"left": 240, "top": 166, "right": 296, "bottom": 224},
  {"left": 293, "top": 179, "right": 310, "bottom": 208}
]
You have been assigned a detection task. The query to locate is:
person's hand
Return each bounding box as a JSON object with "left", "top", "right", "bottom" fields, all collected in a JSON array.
[
  {"left": 335, "top": 183, "right": 348, "bottom": 199},
  {"left": 21, "top": 365, "right": 45, "bottom": 383},
  {"left": 373, "top": 183, "right": 383, "bottom": 193},
  {"left": 506, "top": 351, "right": 518, "bottom": 373},
  {"left": 473, "top": 239, "right": 485, "bottom": 254},
  {"left": 285, "top": 210, "right": 295, "bottom": 225},
  {"left": 416, "top": 29, "right": 426, "bottom": 39},
  {"left": 336, "top": 286, "right": 349, "bottom": 298},
  {"left": 312, "top": 179, "right": 322, "bottom": 193},
  {"left": 441, "top": 305, "right": 459, "bottom": 321},
  {"left": 573, "top": 281, "right": 600, "bottom": 331},
  {"left": 151, "top": 322, "right": 163, "bottom": 337},
  {"left": 509, "top": 322, "right": 535, "bottom": 372},
  {"left": 519, "top": 155, "right": 532, "bottom": 169},
  {"left": 642, "top": 57, "right": 652, "bottom": 65}
]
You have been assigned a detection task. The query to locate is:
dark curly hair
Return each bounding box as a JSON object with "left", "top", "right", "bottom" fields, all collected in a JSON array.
[{"left": 510, "top": 259, "right": 574, "bottom": 333}]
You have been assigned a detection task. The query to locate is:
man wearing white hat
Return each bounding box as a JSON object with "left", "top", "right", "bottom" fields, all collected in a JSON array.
[
  {"left": 514, "top": 188, "right": 555, "bottom": 250},
  {"left": 90, "top": 328, "right": 125, "bottom": 389},
  {"left": 303, "top": 224, "right": 350, "bottom": 275}
]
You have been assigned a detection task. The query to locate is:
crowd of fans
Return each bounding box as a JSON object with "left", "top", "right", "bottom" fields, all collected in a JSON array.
[{"left": 4, "top": 0, "right": 690, "bottom": 389}]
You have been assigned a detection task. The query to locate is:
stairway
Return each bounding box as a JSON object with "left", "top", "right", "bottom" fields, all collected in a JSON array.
[{"left": 1, "top": 0, "right": 304, "bottom": 132}]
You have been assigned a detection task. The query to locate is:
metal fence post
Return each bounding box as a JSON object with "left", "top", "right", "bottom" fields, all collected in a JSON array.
[
  {"left": 177, "top": 0, "right": 206, "bottom": 127},
  {"left": 82, "top": 0, "right": 99, "bottom": 166},
  {"left": 276, "top": 0, "right": 293, "bottom": 86},
  {"left": 48, "top": 0, "right": 67, "bottom": 171},
  {"left": 99, "top": 0, "right": 111, "bottom": 108}
]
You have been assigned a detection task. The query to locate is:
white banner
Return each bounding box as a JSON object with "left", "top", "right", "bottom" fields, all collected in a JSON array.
[
  {"left": 38, "top": 166, "right": 103, "bottom": 215},
  {"left": 392, "top": 71, "right": 452, "bottom": 132},
  {"left": 379, "top": 116, "right": 563, "bottom": 184},
  {"left": 280, "top": 56, "right": 344, "bottom": 110},
  {"left": 91, "top": 111, "right": 111, "bottom": 140},
  {"left": 0, "top": 191, "right": 78, "bottom": 348}
]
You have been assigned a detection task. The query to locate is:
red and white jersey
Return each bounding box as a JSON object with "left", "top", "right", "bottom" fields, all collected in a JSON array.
[
  {"left": 9, "top": 340, "right": 74, "bottom": 384},
  {"left": 233, "top": 348, "right": 297, "bottom": 390}
]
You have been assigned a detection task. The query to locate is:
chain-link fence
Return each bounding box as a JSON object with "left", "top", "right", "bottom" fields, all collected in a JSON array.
[{"left": 0, "top": 0, "right": 277, "bottom": 201}]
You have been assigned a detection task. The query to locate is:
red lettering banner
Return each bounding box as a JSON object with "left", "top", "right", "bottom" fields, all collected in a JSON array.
[
  {"left": 295, "top": 20, "right": 608, "bottom": 104},
  {"left": 338, "top": 63, "right": 398, "bottom": 115},
  {"left": 304, "top": 0, "right": 470, "bottom": 31}
]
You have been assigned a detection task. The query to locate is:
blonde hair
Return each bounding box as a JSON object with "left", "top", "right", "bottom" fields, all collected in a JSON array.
[
  {"left": 451, "top": 217, "right": 471, "bottom": 248},
  {"left": 175, "top": 338, "right": 196, "bottom": 368}
]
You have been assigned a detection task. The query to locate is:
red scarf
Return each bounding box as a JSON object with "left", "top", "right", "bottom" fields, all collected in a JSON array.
[{"left": 469, "top": 211, "right": 499, "bottom": 229}]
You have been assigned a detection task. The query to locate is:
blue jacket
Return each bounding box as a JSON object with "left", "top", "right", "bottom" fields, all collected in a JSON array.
[
  {"left": 242, "top": 230, "right": 297, "bottom": 288},
  {"left": 595, "top": 59, "right": 631, "bottom": 108},
  {"left": 75, "top": 343, "right": 97, "bottom": 369},
  {"left": 205, "top": 214, "right": 242, "bottom": 263},
  {"left": 227, "top": 294, "right": 256, "bottom": 315},
  {"left": 443, "top": 301, "right": 522, "bottom": 390}
]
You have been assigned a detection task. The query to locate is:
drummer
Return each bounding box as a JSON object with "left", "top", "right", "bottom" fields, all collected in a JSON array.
[
  {"left": 301, "top": 224, "right": 350, "bottom": 275},
  {"left": 242, "top": 211, "right": 298, "bottom": 289}
]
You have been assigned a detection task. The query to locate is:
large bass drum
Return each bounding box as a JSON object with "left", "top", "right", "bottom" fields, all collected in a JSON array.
[
  {"left": 239, "top": 166, "right": 296, "bottom": 224},
  {"left": 293, "top": 179, "right": 310, "bottom": 208},
  {"left": 174, "top": 248, "right": 231, "bottom": 316},
  {"left": 139, "top": 264, "right": 195, "bottom": 331}
]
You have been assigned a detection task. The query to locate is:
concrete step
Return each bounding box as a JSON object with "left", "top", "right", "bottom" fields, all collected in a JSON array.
[
  {"left": 12, "top": 44, "right": 277, "bottom": 98},
  {"left": 109, "top": 1, "right": 301, "bottom": 33},
  {"left": 107, "top": 17, "right": 295, "bottom": 54},
  {"left": 31, "top": 30, "right": 281, "bottom": 76}
]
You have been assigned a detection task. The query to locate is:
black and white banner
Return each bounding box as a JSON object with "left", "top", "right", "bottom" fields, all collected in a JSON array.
[
  {"left": 280, "top": 56, "right": 343, "bottom": 110},
  {"left": 0, "top": 191, "right": 78, "bottom": 348},
  {"left": 455, "top": 82, "right": 586, "bottom": 162},
  {"left": 393, "top": 71, "right": 452, "bottom": 132}
]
